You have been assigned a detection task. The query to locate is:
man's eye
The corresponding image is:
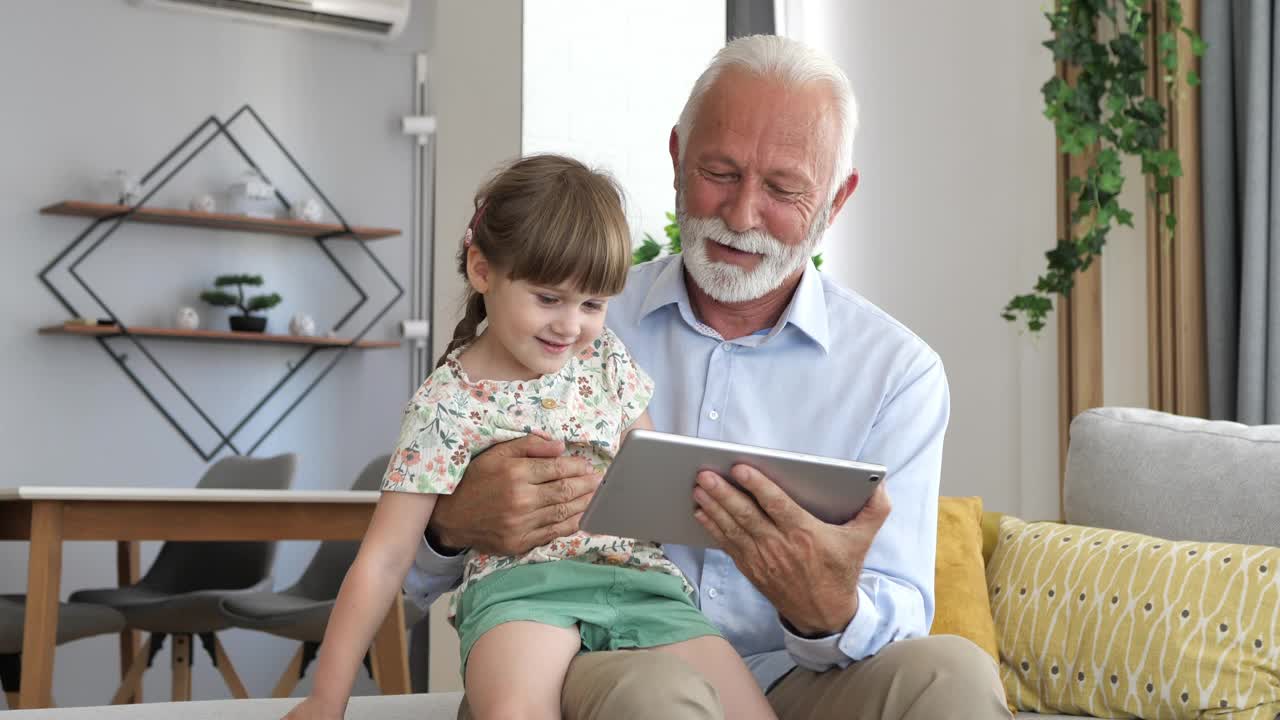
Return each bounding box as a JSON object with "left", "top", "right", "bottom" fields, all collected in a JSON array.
[{"left": 706, "top": 170, "right": 736, "bottom": 182}]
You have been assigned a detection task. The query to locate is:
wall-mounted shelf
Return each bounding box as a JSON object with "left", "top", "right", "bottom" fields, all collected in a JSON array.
[
  {"left": 39, "top": 323, "right": 400, "bottom": 349},
  {"left": 37, "top": 104, "right": 407, "bottom": 460},
  {"left": 40, "top": 201, "right": 401, "bottom": 241}
]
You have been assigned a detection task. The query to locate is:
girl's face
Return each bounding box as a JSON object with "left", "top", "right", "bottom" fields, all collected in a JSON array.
[{"left": 469, "top": 252, "right": 612, "bottom": 380}]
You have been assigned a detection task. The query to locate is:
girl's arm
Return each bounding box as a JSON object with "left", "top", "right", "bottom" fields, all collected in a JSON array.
[
  {"left": 624, "top": 409, "right": 654, "bottom": 438},
  {"left": 284, "top": 491, "right": 437, "bottom": 719}
]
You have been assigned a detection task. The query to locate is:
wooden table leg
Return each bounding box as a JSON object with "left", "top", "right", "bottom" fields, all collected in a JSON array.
[
  {"left": 115, "top": 541, "right": 141, "bottom": 704},
  {"left": 171, "top": 634, "right": 191, "bottom": 702},
  {"left": 18, "top": 501, "right": 63, "bottom": 709},
  {"left": 370, "top": 595, "right": 410, "bottom": 695}
]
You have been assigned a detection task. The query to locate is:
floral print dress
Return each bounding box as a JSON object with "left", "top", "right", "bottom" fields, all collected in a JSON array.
[{"left": 382, "top": 328, "right": 691, "bottom": 619}]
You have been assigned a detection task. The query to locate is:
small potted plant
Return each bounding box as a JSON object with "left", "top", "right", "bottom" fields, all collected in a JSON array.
[{"left": 200, "top": 274, "right": 282, "bottom": 333}]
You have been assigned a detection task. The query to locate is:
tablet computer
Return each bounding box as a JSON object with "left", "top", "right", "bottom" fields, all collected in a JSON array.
[{"left": 580, "top": 429, "right": 886, "bottom": 548}]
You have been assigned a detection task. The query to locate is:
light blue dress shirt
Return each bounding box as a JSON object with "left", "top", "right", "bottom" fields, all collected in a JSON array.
[{"left": 404, "top": 255, "right": 949, "bottom": 691}]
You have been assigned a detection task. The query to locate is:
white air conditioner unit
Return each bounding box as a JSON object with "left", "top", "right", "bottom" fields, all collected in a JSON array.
[{"left": 132, "top": 0, "right": 410, "bottom": 40}]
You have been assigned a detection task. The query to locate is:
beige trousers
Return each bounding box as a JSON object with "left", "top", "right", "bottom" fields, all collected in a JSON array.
[{"left": 458, "top": 634, "right": 1012, "bottom": 720}]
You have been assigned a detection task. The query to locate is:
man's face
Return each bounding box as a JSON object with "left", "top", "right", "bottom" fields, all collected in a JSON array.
[{"left": 673, "top": 68, "right": 850, "bottom": 303}]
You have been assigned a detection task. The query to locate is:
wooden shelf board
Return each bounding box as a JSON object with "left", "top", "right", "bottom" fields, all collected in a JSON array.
[
  {"left": 40, "top": 201, "right": 400, "bottom": 241},
  {"left": 38, "top": 323, "right": 400, "bottom": 349}
]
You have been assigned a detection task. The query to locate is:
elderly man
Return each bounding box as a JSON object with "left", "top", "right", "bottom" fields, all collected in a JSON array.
[{"left": 407, "top": 35, "right": 1010, "bottom": 720}]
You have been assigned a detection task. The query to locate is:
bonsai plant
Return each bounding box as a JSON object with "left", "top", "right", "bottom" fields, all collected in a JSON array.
[{"left": 200, "top": 274, "right": 282, "bottom": 333}]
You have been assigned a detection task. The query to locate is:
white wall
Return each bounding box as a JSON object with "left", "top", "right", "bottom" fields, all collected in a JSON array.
[
  {"left": 1102, "top": 154, "right": 1150, "bottom": 408},
  {"left": 425, "top": 0, "right": 525, "bottom": 693},
  {"left": 788, "top": 0, "right": 1062, "bottom": 520},
  {"left": 522, "top": 0, "right": 726, "bottom": 244},
  {"left": 0, "top": 0, "right": 431, "bottom": 706}
]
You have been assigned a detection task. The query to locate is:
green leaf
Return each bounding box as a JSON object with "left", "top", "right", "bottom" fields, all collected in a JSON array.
[
  {"left": 1187, "top": 69, "right": 1201, "bottom": 87},
  {"left": 632, "top": 234, "right": 662, "bottom": 264},
  {"left": 200, "top": 290, "right": 237, "bottom": 307},
  {"left": 214, "top": 274, "right": 263, "bottom": 287},
  {"left": 811, "top": 253, "right": 823, "bottom": 271},
  {"left": 246, "top": 293, "right": 282, "bottom": 312},
  {"left": 1165, "top": 214, "right": 1177, "bottom": 232}
]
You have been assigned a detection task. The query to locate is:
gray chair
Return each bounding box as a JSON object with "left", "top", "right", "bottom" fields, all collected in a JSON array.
[
  {"left": 69, "top": 453, "right": 297, "bottom": 703},
  {"left": 0, "top": 596, "right": 126, "bottom": 709},
  {"left": 218, "top": 455, "right": 427, "bottom": 698}
]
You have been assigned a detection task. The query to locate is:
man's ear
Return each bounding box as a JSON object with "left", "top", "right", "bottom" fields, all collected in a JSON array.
[
  {"left": 465, "top": 246, "right": 491, "bottom": 294},
  {"left": 827, "top": 170, "right": 860, "bottom": 224},
  {"left": 669, "top": 126, "right": 681, "bottom": 191}
]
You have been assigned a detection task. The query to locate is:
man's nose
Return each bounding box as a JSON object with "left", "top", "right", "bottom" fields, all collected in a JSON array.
[{"left": 722, "top": 181, "right": 764, "bottom": 234}]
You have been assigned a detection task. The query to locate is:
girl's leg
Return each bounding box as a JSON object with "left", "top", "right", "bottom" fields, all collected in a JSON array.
[
  {"left": 651, "top": 635, "right": 778, "bottom": 720},
  {"left": 464, "top": 621, "right": 581, "bottom": 720}
]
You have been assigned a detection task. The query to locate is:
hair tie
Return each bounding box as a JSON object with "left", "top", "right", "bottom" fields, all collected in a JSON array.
[{"left": 463, "top": 201, "right": 488, "bottom": 248}]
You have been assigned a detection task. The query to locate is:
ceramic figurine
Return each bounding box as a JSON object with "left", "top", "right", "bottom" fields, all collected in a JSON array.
[
  {"left": 175, "top": 306, "right": 200, "bottom": 330},
  {"left": 227, "top": 169, "right": 277, "bottom": 219},
  {"left": 289, "top": 312, "right": 316, "bottom": 337},
  {"left": 189, "top": 193, "right": 216, "bottom": 213},
  {"left": 290, "top": 197, "right": 324, "bottom": 223}
]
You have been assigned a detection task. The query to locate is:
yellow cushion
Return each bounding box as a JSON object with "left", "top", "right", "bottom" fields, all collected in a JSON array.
[
  {"left": 987, "top": 515, "right": 1280, "bottom": 719},
  {"left": 981, "top": 510, "right": 1005, "bottom": 564},
  {"left": 931, "top": 497, "right": 1000, "bottom": 667}
]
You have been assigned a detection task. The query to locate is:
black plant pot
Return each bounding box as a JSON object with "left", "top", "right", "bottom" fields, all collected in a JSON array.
[{"left": 230, "top": 315, "right": 267, "bottom": 333}]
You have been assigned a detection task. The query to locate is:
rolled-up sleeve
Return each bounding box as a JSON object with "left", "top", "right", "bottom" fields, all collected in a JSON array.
[
  {"left": 402, "top": 536, "right": 465, "bottom": 611},
  {"left": 784, "top": 354, "right": 948, "bottom": 670}
]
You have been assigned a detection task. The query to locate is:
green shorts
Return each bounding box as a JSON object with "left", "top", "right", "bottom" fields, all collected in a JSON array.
[{"left": 454, "top": 560, "right": 721, "bottom": 675}]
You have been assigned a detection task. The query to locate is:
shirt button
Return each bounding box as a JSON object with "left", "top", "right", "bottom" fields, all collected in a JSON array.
[
  {"left": 707, "top": 588, "right": 719, "bottom": 599},
  {"left": 708, "top": 410, "right": 719, "bottom": 421},
  {"left": 720, "top": 342, "right": 732, "bottom": 351}
]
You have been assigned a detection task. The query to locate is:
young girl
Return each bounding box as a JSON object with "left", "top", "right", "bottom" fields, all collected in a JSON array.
[{"left": 284, "top": 155, "right": 776, "bottom": 720}]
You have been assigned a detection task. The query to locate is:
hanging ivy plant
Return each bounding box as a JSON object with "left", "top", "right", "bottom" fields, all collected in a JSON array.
[{"left": 1003, "top": 0, "right": 1205, "bottom": 332}]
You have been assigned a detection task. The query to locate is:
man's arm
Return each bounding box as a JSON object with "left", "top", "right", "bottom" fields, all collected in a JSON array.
[
  {"left": 783, "top": 354, "right": 948, "bottom": 669},
  {"left": 400, "top": 433, "right": 601, "bottom": 608},
  {"left": 693, "top": 352, "right": 948, "bottom": 671}
]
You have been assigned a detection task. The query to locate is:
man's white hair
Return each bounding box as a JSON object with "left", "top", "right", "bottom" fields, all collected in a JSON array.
[{"left": 675, "top": 34, "right": 858, "bottom": 201}]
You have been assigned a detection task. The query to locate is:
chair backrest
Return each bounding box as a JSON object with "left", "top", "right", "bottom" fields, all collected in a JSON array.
[
  {"left": 139, "top": 453, "right": 297, "bottom": 594},
  {"left": 288, "top": 454, "right": 389, "bottom": 601}
]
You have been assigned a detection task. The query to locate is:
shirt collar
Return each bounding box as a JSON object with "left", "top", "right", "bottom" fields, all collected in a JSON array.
[{"left": 639, "top": 256, "right": 831, "bottom": 352}]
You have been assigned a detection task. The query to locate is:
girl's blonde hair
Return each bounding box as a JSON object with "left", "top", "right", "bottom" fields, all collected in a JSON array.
[{"left": 437, "top": 154, "right": 632, "bottom": 368}]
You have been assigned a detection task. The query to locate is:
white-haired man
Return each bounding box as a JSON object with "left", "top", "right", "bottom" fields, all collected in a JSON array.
[{"left": 408, "top": 35, "right": 1011, "bottom": 719}]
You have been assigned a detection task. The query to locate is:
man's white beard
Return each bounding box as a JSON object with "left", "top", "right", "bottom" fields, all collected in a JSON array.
[{"left": 677, "top": 195, "right": 828, "bottom": 304}]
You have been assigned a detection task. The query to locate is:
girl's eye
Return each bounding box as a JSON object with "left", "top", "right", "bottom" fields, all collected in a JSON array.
[
  {"left": 582, "top": 301, "right": 605, "bottom": 312},
  {"left": 536, "top": 294, "right": 559, "bottom": 306}
]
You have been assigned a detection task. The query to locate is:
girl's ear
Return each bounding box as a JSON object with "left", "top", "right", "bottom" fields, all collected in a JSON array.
[{"left": 466, "top": 246, "right": 492, "bottom": 294}]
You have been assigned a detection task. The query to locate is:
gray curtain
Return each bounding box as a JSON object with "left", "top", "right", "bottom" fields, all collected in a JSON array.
[
  {"left": 727, "top": 0, "right": 774, "bottom": 40},
  {"left": 1202, "top": 0, "right": 1280, "bottom": 424}
]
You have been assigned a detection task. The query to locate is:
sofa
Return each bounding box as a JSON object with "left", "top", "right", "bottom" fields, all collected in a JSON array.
[{"left": 5, "top": 407, "right": 1275, "bottom": 719}]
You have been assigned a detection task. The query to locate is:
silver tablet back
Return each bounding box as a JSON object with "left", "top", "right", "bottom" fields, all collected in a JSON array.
[{"left": 581, "top": 429, "right": 886, "bottom": 547}]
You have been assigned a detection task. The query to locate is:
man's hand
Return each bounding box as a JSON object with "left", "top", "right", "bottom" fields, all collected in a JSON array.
[
  {"left": 428, "top": 434, "right": 599, "bottom": 556},
  {"left": 693, "top": 465, "right": 892, "bottom": 637}
]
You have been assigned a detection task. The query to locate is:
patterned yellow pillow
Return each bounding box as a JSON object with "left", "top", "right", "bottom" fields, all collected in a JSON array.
[{"left": 987, "top": 515, "right": 1280, "bottom": 720}]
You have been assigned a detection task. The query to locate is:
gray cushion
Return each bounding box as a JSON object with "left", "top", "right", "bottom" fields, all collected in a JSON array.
[
  {"left": 1064, "top": 407, "right": 1280, "bottom": 547},
  {"left": 218, "top": 592, "right": 426, "bottom": 644}
]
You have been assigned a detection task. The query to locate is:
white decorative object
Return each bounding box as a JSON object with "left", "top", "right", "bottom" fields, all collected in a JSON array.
[
  {"left": 227, "top": 169, "right": 277, "bottom": 219},
  {"left": 103, "top": 170, "right": 143, "bottom": 206},
  {"left": 290, "top": 197, "right": 324, "bottom": 223},
  {"left": 289, "top": 313, "right": 316, "bottom": 337},
  {"left": 189, "top": 193, "right": 216, "bottom": 213},
  {"left": 175, "top": 306, "right": 200, "bottom": 330}
]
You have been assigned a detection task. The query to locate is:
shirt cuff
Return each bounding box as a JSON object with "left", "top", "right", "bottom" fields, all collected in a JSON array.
[
  {"left": 781, "top": 586, "right": 879, "bottom": 671},
  {"left": 420, "top": 532, "right": 466, "bottom": 565}
]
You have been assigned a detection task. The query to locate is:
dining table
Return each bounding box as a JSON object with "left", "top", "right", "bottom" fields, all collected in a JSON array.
[{"left": 0, "top": 485, "right": 407, "bottom": 709}]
